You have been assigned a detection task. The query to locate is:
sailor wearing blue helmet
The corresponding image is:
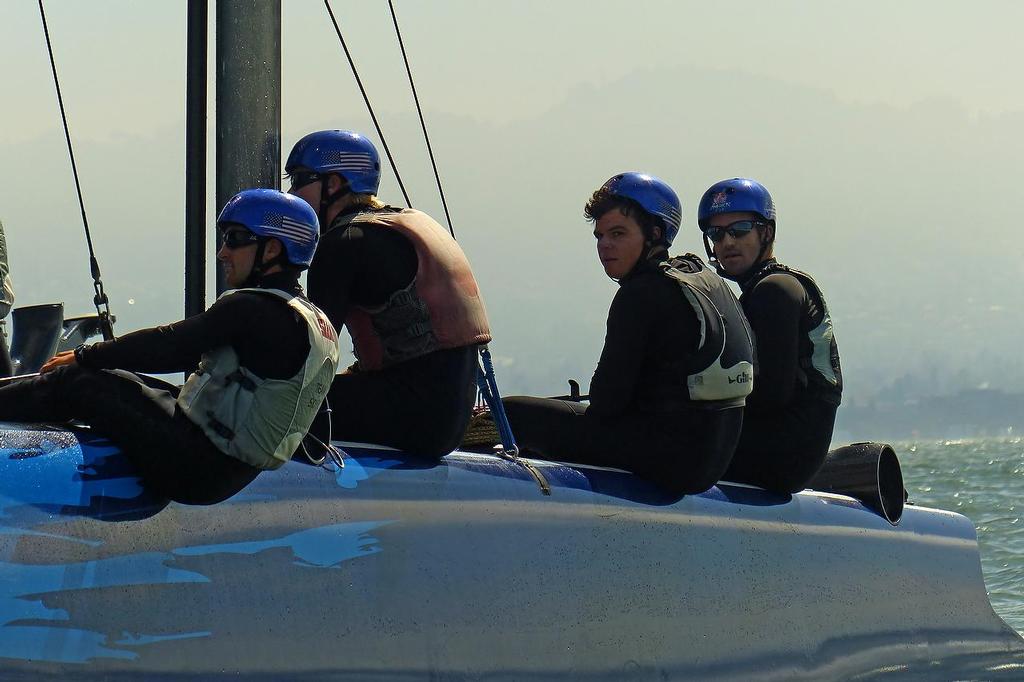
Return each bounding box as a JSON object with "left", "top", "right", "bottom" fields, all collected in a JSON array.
[
  {"left": 286, "top": 130, "right": 490, "bottom": 458},
  {"left": 0, "top": 190, "right": 339, "bottom": 504},
  {"left": 699, "top": 178, "right": 842, "bottom": 493},
  {"left": 501, "top": 173, "right": 754, "bottom": 495}
]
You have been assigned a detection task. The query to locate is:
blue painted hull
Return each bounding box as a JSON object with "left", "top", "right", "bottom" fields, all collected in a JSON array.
[{"left": 0, "top": 424, "right": 1021, "bottom": 680}]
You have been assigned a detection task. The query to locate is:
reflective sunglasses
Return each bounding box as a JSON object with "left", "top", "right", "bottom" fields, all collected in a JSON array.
[
  {"left": 221, "top": 228, "right": 261, "bottom": 249},
  {"left": 288, "top": 170, "right": 322, "bottom": 191},
  {"left": 703, "top": 220, "right": 765, "bottom": 243}
]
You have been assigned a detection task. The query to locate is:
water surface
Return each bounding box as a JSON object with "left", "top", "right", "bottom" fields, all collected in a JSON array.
[{"left": 898, "top": 437, "right": 1024, "bottom": 633}]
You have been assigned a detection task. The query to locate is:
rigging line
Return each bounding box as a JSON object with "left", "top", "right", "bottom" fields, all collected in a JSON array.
[
  {"left": 37, "top": 0, "right": 115, "bottom": 340},
  {"left": 387, "top": 0, "right": 455, "bottom": 238},
  {"left": 323, "top": 0, "right": 412, "bottom": 208}
]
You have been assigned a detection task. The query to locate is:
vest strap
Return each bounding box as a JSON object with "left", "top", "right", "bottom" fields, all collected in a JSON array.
[
  {"left": 207, "top": 413, "right": 236, "bottom": 440},
  {"left": 225, "top": 370, "right": 258, "bottom": 392}
]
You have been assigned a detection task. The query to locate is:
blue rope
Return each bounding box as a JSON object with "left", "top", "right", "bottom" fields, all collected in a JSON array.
[{"left": 476, "top": 346, "right": 518, "bottom": 454}]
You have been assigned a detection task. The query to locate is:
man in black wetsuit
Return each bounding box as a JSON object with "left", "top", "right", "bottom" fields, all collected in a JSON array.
[
  {"left": 285, "top": 129, "right": 491, "bottom": 457},
  {"left": 0, "top": 190, "right": 339, "bottom": 504},
  {"left": 698, "top": 178, "right": 842, "bottom": 493},
  {"left": 503, "top": 173, "right": 754, "bottom": 495}
]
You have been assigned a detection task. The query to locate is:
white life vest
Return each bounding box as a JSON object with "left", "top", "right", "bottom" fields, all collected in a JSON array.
[
  {"left": 661, "top": 255, "right": 755, "bottom": 408},
  {"left": 177, "top": 289, "right": 340, "bottom": 469}
]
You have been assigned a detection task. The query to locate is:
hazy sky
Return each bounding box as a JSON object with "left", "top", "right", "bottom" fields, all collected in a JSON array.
[{"left": 2, "top": 1, "right": 1023, "bottom": 417}]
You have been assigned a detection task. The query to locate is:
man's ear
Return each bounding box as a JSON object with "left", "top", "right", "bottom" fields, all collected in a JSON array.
[
  {"left": 263, "top": 238, "right": 284, "bottom": 263},
  {"left": 762, "top": 222, "right": 776, "bottom": 245},
  {"left": 652, "top": 225, "right": 662, "bottom": 242},
  {"left": 326, "top": 173, "right": 344, "bottom": 195}
]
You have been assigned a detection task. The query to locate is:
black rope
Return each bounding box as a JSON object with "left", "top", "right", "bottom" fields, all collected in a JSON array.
[
  {"left": 323, "top": 0, "right": 412, "bottom": 209},
  {"left": 387, "top": 0, "right": 455, "bottom": 238},
  {"left": 37, "top": 0, "right": 115, "bottom": 341}
]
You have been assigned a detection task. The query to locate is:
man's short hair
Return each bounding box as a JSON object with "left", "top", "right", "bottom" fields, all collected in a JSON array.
[{"left": 584, "top": 188, "right": 663, "bottom": 242}]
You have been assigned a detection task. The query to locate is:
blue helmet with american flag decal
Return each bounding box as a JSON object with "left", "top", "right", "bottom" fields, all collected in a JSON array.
[
  {"left": 600, "top": 172, "right": 682, "bottom": 246},
  {"left": 217, "top": 189, "right": 320, "bottom": 268},
  {"left": 285, "top": 130, "right": 381, "bottom": 195}
]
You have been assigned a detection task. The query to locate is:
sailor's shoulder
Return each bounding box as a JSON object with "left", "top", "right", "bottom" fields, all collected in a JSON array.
[
  {"left": 744, "top": 272, "right": 807, "bottom": 314},
  {"left": 664, "top": 252, "right": 710, "bottom": 273}
]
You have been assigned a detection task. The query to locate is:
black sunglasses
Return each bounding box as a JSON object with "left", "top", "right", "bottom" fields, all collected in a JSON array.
[
  {"left": 221, "top": 228, "right": 261, "bottom": 249},
  {"left": 703, "top": 220, "right": 766, "bottom": 243},
  {"left": 288, "top": 170, "right": 322, "bottom": 191}
]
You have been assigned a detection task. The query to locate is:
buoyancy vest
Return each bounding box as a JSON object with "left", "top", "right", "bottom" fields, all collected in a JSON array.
[
  {"left": 342, "top": 208, "right": 491, "bottom": 370},
  {"left": 177, "top": 289, "right": 340, "bottom": 470},
  {"left": 660, "top": 254, "right": 755, "bottom": 409},
  {"left": 743, "top": 260, "right": 843, "bottom": 404}
]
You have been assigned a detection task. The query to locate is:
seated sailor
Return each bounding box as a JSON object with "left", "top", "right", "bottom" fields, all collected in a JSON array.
[
  {"left": 698, "top": 178, "right": 842, "bottom": 493},
  {"left": 502, "top": 173, "right": 754, "bottom": 495},
  {"left": 0, "top": 189, "right": 339, "bottom": 504},
  {"left": 286, "top": 130, "right": 491, "bottom": 458}
]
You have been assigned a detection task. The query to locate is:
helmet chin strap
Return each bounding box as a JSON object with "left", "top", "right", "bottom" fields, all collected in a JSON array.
[
  {"left": 240, "top": 240, "right": 270, "bottom": 288},
  {"left": 749, "top": 222, "right": 776, "bottom": 279},
  {"left": 318, "top": 174, "right": 351, "bottom": 230},
  {"left": 703, "top": 234, "right": 728, "bottom": 278},
  {"left": 615, "top": 241, "right": 666, "bottom": 282},
  {"left": 645, "top": 242, "right": 668, "bottom": 261},
  {"left": 241, "top": 239, "right": 291, "bottom": 288}
]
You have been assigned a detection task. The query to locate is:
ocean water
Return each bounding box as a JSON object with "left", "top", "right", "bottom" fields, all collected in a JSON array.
[{"left": 897, "top": 437, "right": 1024, "bottom": 633}]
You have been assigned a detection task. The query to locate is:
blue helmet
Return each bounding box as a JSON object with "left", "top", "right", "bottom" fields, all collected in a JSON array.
[
  {"left": 600, "top": 172, "right": 682, "bottom": 246},
  {"left": 697, "top": 178, "right": 776, "bottom": 228},
  {"left": 285, "top": 130, "right": 381, "bottom": 195},
  {"left": 217, "top": 189, "right": 320, "bottom": 269}
]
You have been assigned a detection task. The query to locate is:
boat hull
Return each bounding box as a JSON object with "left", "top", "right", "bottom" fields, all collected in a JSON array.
[{"left": 0, "top": 424, "right": 1020, "bottom": 680}]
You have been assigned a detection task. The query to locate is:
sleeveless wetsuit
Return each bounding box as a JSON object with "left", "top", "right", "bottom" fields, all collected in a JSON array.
[
  {"left": 723, "top": 259, "right": 843, "bottom": 493},
  {"left": 307, "top": 207, "right": 488, "bottom": 457}
]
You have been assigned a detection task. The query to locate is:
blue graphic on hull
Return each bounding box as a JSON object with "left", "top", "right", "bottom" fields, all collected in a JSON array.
[
  {"left": 0, "top": 425, "right": 394, "bottom": 664},
  {"left": 0, "top": 526, "right": 102, "bottom": 547},
  {"left": 0, "top": 625, "right": 138, "bottom": 663},
  {"left": 330, "top": 455, "right": 402, "bottom": 489},
  {"left": 0, "top": 520, "right": 390, "bottom": 664},
  {"left": 173, "top": 520, "right": 391, "bottom": 568},
  {"left": 114, "top": 630, "right": 212, "bottom": 646},
  {"left": 0, "top": 553, "right": 208, "bottom": 663},
  {"left": 0, "top": 425, "right": 166, "bottom": 524}
]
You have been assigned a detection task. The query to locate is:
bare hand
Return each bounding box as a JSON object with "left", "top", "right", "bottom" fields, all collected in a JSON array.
[{"left": 41, "top": 350, "right": 77, "bottom": 374}]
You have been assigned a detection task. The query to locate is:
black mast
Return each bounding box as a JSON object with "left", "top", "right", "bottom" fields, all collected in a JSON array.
[
  {"left": 215, "top": 0, "right": 282, "bottom": 296},
  {"left": 184, "top": 0, "right": 207, "bottom": 316}
]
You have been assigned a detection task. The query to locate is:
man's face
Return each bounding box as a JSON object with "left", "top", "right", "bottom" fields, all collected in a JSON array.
[
  {"left": 286, "top": 167, "right": 322, "bottom": 210},
  {"left": 217, "top": 225, "right": 260, "bottom": 288},
  {"left": 706, "top": 211, "right": 768, "bottom": 278},
  {"left": 594, "top": 208, "right": 647, "bottom": 280}
]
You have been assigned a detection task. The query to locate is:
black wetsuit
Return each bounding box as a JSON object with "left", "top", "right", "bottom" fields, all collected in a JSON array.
[
  {"left": 307, "top": 210, "right": 478, "bottom": 457},
  {"left": 724, "top": 259, "right": 842, "bottom": 493},
  {"left": 0, "top": 333, "right": 11, "bottom": 378},
  {"left": 0, "top": 273, "right": 311, "bottom": 504},
  {"left": 503, "top": 255, "right": 743, "bottom": 495}
]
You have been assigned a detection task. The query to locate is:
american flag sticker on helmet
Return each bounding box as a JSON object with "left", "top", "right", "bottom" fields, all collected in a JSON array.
[
  {"left": 262, "top": 213, "right": 315, "bottom": 244},
  {"left": 321, "top": 151, "right": 377, "bottom": 171},
  {"left": 657, "top": 199, "right": 681, "bottom": 227}
]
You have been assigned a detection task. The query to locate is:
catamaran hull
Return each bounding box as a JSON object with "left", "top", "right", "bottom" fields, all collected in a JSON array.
[{"left": 0, "top": 424, "right": 1020, "bottom": 680}]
